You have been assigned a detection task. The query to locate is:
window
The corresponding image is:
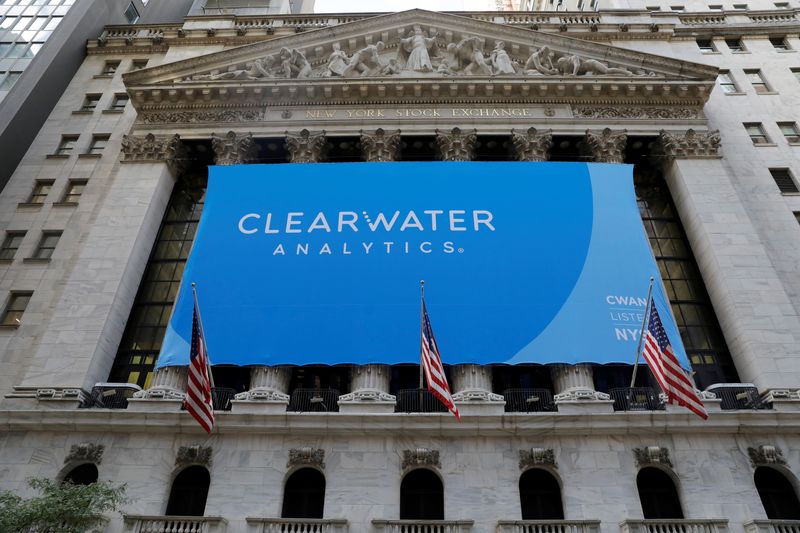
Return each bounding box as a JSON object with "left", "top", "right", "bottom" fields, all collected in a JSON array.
[
  {"left": 110, "top": 93, "right": 128, "bottom": 110},
  {"left": 27, "top": 179, "right": 53, "bottom": 204},
  {"left": 62, "top": 179, "right": 87, "bottom": 203},
  {"left": 131, "top": 59, "right": 148, "bottom": 71},
  {"left": 87, "top": 135, "right": 109, "bottom": 155},
  {"left": 637, "top": 468, "right": 683, "bottom": 519},
  {"left": 778, "top": 122, "right": 800, "bottom": 143},
  {"left": 754, "top": 467, "right": 800, "bottom": 519},
  {"left": 770, "top": 168, "right": 799, "bottom": 193},
  {"left": 793, "top": 68, "right": 800, "bottom": 82},
  {"left": 31, "top": 231, "right": 61, "bottom": 260},
  {"left": 697, "top": 39, "right": 716, "bottom": 52},
  {"left": 2, "top": 291, "right": 32, "bottom": 326},
  {"left": 0, "top": 71, "right": 22, "bottom": 91},
  {"left": 771, "top": 36, "right": 790, "bottom": 50},
  {"left": 744, "top": 123, "right": 770, "bottom": 144},
  {"left": 520, "top": 469, "right": 564, "bottom": 520},
  {"left": 0, "top": 232, "right": 25, "bottom": 260},
  {"left": 775, "top": 2, "right": 789, "bottom": 7},
  {"left": 55, "top": 135, "right": 78, "bottom": 156},
  {"left": 745, "top": 70, "right": 771, "bottom": 93},
  {"left": 79, "top": 94, "right": 100, "bottom": 112},
  {"left": 165, "top": 466, "right": 209, "bottom": 517},
  {"left": 62, "top": 464, "right": 98, "bottom": 486},
  {"left": 400, "top": 469, "right": 443, "bottom": 520},
  {"left": 123, "top": 2, "right": 139, "bottom": 24},
  {"left": 795, "top": 212, "right": 800, "bottom": 225},
  {"left": 281, "top": 468, "right": 325, "bottom": 519},
  {"left": 646, "top": 5, "right": 661, "bottom": 9},
  {"left": 732, "top": 3, "right": 748, "bottom": 8},
  {"left": 670, "top": 5, "right": 685, "bottom": 10},
  {"left": 726, "top": 38, "right": 745, "bottom": 52},
  {"left": 101, "top": 60, "right": 120, "bottom": 75},
  {"left": 708, "top": 4, "right": 723, "bottom": 9},
  {"left": 718, "top": 71, "right": 738, "bottom": 93}
]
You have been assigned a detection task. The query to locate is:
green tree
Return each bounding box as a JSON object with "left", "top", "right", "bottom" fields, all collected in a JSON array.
[{"left": 0, "top": 477, "right": 126, "bottom": 533}]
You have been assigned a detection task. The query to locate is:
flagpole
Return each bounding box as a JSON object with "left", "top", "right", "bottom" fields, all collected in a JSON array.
[
  {"left": 191, "top": 282, "right": 216, "bottom": 389},
  {"left": 629, "top": 276, "right": 655, "bottom": 389},
  {"left": 419, "top": 279, "right": 425, "bottom": 391}
]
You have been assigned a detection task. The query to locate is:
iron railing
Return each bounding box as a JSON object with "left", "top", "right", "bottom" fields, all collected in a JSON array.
[
  {"left": 608, "top": 387, "right": 665, "bottom": 412},
  {"left": 503, "top": 388, "right": 557, "bottom": 412},
  {"left": 85, "top": 383, "right": 142, "bottom": 409},
  {"left": 287, "top": 388, "right": 340, "bottom": 412},
  {"left": 211, "top": 387, "right": 236, "bottom": 411},
  {"left": 705, "top": 384, "right": 771, "bottom": 410},
  {"left": 395, "top": 389, "right": 449, "bottom": 413}
]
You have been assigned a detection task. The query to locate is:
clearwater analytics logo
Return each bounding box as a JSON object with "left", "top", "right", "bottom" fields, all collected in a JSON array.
[{"left": 236, "top": 209, "right": 496, "bottom": 256}]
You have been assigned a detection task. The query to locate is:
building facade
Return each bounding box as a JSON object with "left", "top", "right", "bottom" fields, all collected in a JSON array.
[{"left": 1, "top": 2, "right": 800, "bottom": 533}]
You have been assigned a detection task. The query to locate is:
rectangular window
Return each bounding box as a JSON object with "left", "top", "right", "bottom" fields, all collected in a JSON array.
[
  {"left": 744, "top": 123, "right": 770, "bottom": 144},
  {"left": 793, "top": 68, "right": 800, "bottom": 82},
  {"left": 646, "top": 5, "right": 661, "bottom": 9},
  {"left": 27, "top": 179, "right": 53, "bottom": 204},
  {"left": 0, "top": 71, "right": 22, "bottom": 91},
  {"left": 79, "top": 94, "right": 101, "bottom": 111},
  {"left": 87, "top": 135, "right": 109, "bottom": 155},
  {"left": 775, "top": 2, "right": 789, "bottom": 7},
  {"left": 795, "top": 212, "right": 800, "bottom": 224},
  {"left": 101, "top": 60, "right": 120, "bottom": 75},
  {"left": 708, "top": 4, "right": 723, "bottom": 9},
  {"left": 718, "top": 71, "right": 738, "bottom": 93},
  {"left": 770, "top": 36, "right": 790, "bottom": 50},
  {"left": 0, "top": 231, "right": 25, "bottom": 260},
  {"left": 62, "top": 179, "right": 87, "bottom": 203},
  {"left": 124, "top": 2, "right": 139, "bottom": 24},
  {"left": 31, "top": 230, "right": 61, "bottom": 260},
  {"left": 131, "top": 59, "right": 148, "bottom": 71},
  {"left": 55, "top": 135, "right": 78, "bottom": 156},
  {"left": 2, "top": 291, "right": 32, "bottom": 326},
  {"left": 745, "top": 70, "right": 771, "bottom": 93},
  {"left": 770, "top": 168, "right": 799, "bottom": 193},
  {"left": 697, "top": 39, "right": 716, "bottom": 52},
  {"left": 110, "top": 93, "right": 128, "bottom": 110},
  {"left": 670, "top": 5, "right": 685, "bottom": 10},
  {"left": 732, "top": 3, "right": 748, "bottom": 8},
  {"left": 778, "top": 122, "right": 800, "bottom": 143},
  {"left": 726, "top": 38, "right": 745, "bottom": 52}
]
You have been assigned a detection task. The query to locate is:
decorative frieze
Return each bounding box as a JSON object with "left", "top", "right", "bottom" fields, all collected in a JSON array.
[
  {"left": 656, "top": 129, "right": 722, "bottom": 160},
  {"left": 140, "top": 109, "right": 264, "bottom": 125},
  {"left": 65, "top": 443, "right": 104, "bottom": 465},
  {"left": 510, "top": 127, "right": 552, "bottom": 162},
  {"left": 176, "top": 445, "right": 213, "bottom": 468},
  {"left": 435, "top": 127, "right": 477, "bottom": 161},
  {"left": 748, "top": 445, "right": 786, "bottom": 467},
  {"left": 519, "top": 448, "right": 556, "bottom": 469},
  {"left": 402, "top": 448, "right": 440, "bottom": 470},
  {"left": 572, "top": 106, "right": 700, "bottom": 120},
  {"left": 360, "top": 128, "right": 401, "bottom": 162},
  {"left": 121, "top": 133, "right": 187, "bottom": 174},
  {"left": 581, "top": 128, "right": 627, "bottom": 163},
  {"left": 285, "top": 129, "right": 327, "bottom": 163},
  {"left": 633, "top": 446, "right": 673, "bottom": 468},
  {"left": 288, "top": 448, "right": 325, "bottom": 470},
  {"left": 212, "top": 131, "right": 258, "bottom": 165}
]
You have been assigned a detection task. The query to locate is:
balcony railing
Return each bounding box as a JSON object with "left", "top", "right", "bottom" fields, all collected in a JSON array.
[
  {"left": 705, "top": 384, "right": 771, "bottom": 410},
  {"left": 608, "top": 387, "right": 665, "bottom": 412},
  {"left": 372, "top": 519, "right": 474, "bottom": 532},
  {"left": 620, "top": 519, "right": 728, "bottom": 533},
  {"left": 211, "top": 387, "right": 236, "bottom": 411},
  {"left": 745, "top": 520, "right": 800, "bottom": 533},
  {"left": 503, "top": 388, "right": 557, "bottom": 413},
  {"left": 288, "top": 388, "right": 341, "bottom": 412},
  {"left": 395, "top": 389, "right": 449, "bottom": 413},
  {"left": 497, "top": 520, "right": 600, "bottom": 533},
  {"left": 246, "top": 517, "right": 349, "bottom": 533},
  {"left": 122, "top": 515, "right": 227, "bottom": 533},
  {"left": 84, "top": 383, "right": 142, "bottom": 409}
]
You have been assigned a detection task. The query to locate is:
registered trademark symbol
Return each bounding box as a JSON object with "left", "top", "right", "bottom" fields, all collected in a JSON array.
[{"left": 458, "top": 248, "right": 464, "bottom": 253}]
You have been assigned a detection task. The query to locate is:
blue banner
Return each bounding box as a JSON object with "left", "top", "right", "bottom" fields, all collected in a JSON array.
[{"left": 156, "top": 162, "right": 689, "bottom": 369}]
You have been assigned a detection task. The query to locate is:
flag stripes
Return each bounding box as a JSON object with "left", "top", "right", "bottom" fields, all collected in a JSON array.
[
  {"left": 184, "top": 296, "right": 215, "bottom": 433},
  {"left": 421, "top": 299, "right": 460, "bottom": 421}
]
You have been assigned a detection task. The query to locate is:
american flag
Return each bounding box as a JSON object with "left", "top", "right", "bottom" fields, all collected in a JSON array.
[
  {"left": 642, "top": 300, "right": 708, "bottom": 420},
  {"left": 421, "top": 299, "right": 460, "bottom": 421},
  {"left": 184, "top": 296, "right": 215, "bottom": 433}
]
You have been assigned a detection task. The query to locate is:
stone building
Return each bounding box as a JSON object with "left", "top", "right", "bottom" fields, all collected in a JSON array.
[{"left": 1, "top": 1, "right": 800, "bottom": 532}]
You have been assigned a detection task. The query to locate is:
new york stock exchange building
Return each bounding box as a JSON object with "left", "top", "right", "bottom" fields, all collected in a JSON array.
[{"left": 3, "top": 0, "right": 800, "bottom": 531}]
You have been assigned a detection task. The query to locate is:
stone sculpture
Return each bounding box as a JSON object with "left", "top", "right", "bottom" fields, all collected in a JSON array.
[
  {"left": 524, "top": 45, "right": 558, "bottom": 75},
  {"left": 398, "top": 25, "right": 438, "bottom": 72},
  {"left": 556, "top": 54, "right": 635, "bottom": 76},
  {"left": 457, "top": 36, "right": 493, "bottom": 76},
  {"left": 343, "top": 41, "right": 385, "bottom": 77},
  {"left": 490, "top": 41, "right": 516, "bottom": 75},
  {"left": 279, "top": 47, "right": 312, "bottom": 78},
  {"left": 324, "top": 42, "right": 349, "bottom": 77}
]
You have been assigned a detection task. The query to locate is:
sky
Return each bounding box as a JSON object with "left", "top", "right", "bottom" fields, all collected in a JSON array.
[{"left": 314, "top": 0, "right": 495, "bottom": 13}]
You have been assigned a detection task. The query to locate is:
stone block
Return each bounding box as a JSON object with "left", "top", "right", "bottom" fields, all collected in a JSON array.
[
  {"left": 125, "top": 398, "right": 183, "bottom": 413},
  {"left": 229, "top": 399, "right": 289, "bottom": 414}
]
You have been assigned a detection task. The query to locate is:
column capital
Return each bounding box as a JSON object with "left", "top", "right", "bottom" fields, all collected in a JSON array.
[
  {"left": 285, "top": 129, "right": 327, "bottom": 163},
  {"left": 360, "top": 128, "right": 401, "bottom": 162},
  {"left": 120, "top": 133, "right": 188, "bottom": 175},
  {"left": 655, "top": 129, "right": 722, "bottom": 160},
  {"left": 212, "top": 131, "right": 258, "bottom": 165},
  {"left": 435, "top": 127, "right": 477, "bottom": 161},
  {"left": 581, "top": 128, "right": 627, "bottom": 163},
  {"left": 511, "top": 128, "right": 552, "bottom": 162}
]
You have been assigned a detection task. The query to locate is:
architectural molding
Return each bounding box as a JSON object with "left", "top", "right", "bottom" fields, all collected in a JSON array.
[
  {"left": 402, "top": 448, "right": 441, "bottom": 470},
  {"left": 656, "top": 128, "right": 722, "bottom": 160},
  {"left": 234, "top": 388, "right": 290, "bottom": 401},
  {"left": 360, "top": 128, "right": 401, "bottom": 162},
  {"left": 338, "top": 389, "right": 396, "bottom": 402},
  {"left": 519, "top": 448, "right": 556, "bottom": 469},
  {"left": 64, "top": 443, "right": 104, "bottom": 465},
  {"left": 287, "top": 447, "right": 325, "bottom": 470},
  {"left": 139, "top": 109, "right": 264, "bottom": 125},
  {"left": 435, "top": 127, "right": 477, "bottom": 161},
  {"left": 633, "top": 446, "right": 673, "bottom": 468},
  {"left": 554, "top": 389, "right": 611, "bottom": 401},
  {"left": 451, "top": 390, "right": 505, "bottom": 402},
  {"left": 120, "top": 133, "right": 188, "bottom": 174},
  {"left": 581, "top": 128, "right": 627, "bottom": 163},
  {"left": 747, "top": 445, "right": 786, "bottom": 467},
  {"left": 285, "top": 129, "right": 327, "bottom": 162},
  {"left": 212, "top": 131, "right": 258, "bottom": 165},
  {"left": 572, "top": 106, "right": 701, "bottom": 120},
  {"left": 176, "top": 445, "right": 213, "bottom": 468},
  {"left": 35, "top": 387, "right": 88, "bottom": 403},
  {"left": 511, "top": 127, "right": 552, "bottom": 162}
]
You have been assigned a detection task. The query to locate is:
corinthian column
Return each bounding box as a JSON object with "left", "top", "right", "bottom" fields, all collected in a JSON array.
[
  {"left": 211, "top": 131, "right": 258, "bottom": 165},
  {"left": 360, "top": 128, "right": 401, "bottom": 162},
  {"left": 511, "top": 128, "right": 553, "bottom": 162},
  {"left": 581, "top": 128, "right": 627, "bottom": 163},
  {"left": 338, "top": 364, "right": 396, "bottom": 414},
  {"left": 285, "top": 129, "right": 327, "bottom": 162},
  {"left": 435, "top": 128, "right": 477, "bottom": 161}
]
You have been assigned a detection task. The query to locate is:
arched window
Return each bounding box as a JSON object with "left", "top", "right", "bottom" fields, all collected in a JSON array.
[
  {"left": 281, "top": 468, "right": 325, "bottom": 519},
  {"left": 165, "top": 466, "right": 210, "bottom": 517},
  {"left": 519, "top": 469, "right": 564, "bottom": 520},
  {"left": 62, "top": 463, "right": 98, "bottom": 485},
  {"left": 754, "top": 467, "right": 800, "bottom": 519},
  {"left": 400, "top": 469, "right": 444, "bottom": 520},
  {"left": 637, "top": 467, "right": 683, "bottom": 519}
]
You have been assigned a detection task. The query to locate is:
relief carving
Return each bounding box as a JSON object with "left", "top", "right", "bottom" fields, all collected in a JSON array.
[
  {"left": 288, "top": 447, "right": 325, "bottom": 469},
  {"left": 285, "top": 129, "right": 327, "bottom": 163},
  {"left": 511, "top": 127, "right": 553, "bottom": 162},
  {"left": 121, "top": 133, "right": 187, "bottom": 174},
  {"left": 656, "top": 129, "right": 721, "bottom": 159},
  {"left": 581, "top": 128, "right": 627, "bottom": 163},
  {"left": 519, "top": 448, "right": 556, "bottom": 469},
  {"left": 572, "top": 106, "right": 700, "bottom": 120},
  {"left": 212, "top": 131, "right": 258, "bottom": 165},
  {"left": 65, "top": 443, "right": 104, "bottom": 465},
  {"left": 140, "top": 109, "right": 264, "bottom": 125},
  {"left": 435, "top": 127, "right": 477, "bottom": 161},
  {"left": 402, "top": 448, "right": 441, "bottom": 470},
  {"left": 176, "top": 445, "right": 212, "bottom": 468},
  {"left": 748, "top": 445, "right": 786, "bottom": 467},
  {"left": 360, "top": 128, "right": 401, "bottom": 162},
  {"left": 633, "top": 446, "right": 673, "bottom": 468},
  {"left": 398, "top": 25, "right": 438, "bottom": 73}
]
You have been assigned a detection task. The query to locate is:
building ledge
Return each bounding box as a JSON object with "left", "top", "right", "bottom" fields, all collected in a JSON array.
[
  {"left": 52, "top": 201, "right": 79, "bottom": 207},
  {"left": 77, "top": 153, "right": 103, "bottom": 159},
  {"left": 102, "top": 109, "right": 125, "bottom": 114},
  {"left": 22, "top": 257, "right": 51, "bottom": 264},
  {"left": 16, "top": 202, "right": 43, "bottom": 209},
  {"left": 45, "top": 154, "right": 69, "bottom": 160},
  {"left": 72, "top": 110, "right": 95, "bottom": 115}
]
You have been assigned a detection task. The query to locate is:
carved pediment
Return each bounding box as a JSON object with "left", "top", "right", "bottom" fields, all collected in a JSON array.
[{"left": 123, "top": 9, "right": 717, "bottom": 110}]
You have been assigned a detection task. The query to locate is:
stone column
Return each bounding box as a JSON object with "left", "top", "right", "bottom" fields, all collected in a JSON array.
[
  {"left": 581, "top": 128, "right": 627, "bottom": 163},
  {"left": 338, "top": 364, "right": 396, "bottom": 414},
  {"left": 360, "top": 128, "right": 401, "bottom": 162},
  {"left": 212, "top": 131, "right": 258, "bottom": 165},
  {"left": 655, "top": 129, "right": 800, "bottom": 396},
  {"left": 231, "top": 366, "right": 291, "bottom": 414},
  {"left": 285, "top": 129, "right": 327, "bottom": 162},
  {"left": 449, "top": 365, "right": 505, "bottom": 416},
  {"left": 511, "top": 128, "right": 552, "bottom": 162},
  {"left": 435, "top": 127, "right": 477, "bottom": 161}
]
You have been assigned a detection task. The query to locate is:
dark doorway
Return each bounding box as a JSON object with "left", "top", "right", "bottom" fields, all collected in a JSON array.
[
  {"left": 519, "top": 469, "right": 564, "bottom": 519},
  {"left": 637, "top": 467, "right": 683, "bottom": 519},
  {"left": 63, "top": 463, "right": 98, "bottom": 485},
  {"left": 754, "top": 466, "right": 800, "bottom": 519},
  {"left": 165, "top": 466, "right": 210, "bottom": 517},
  {"left": 281, "top": 468, "right": 326, "bottom": 519},
  {"left": 400, "top": 469, "right": 444, "bottom": 520}
]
